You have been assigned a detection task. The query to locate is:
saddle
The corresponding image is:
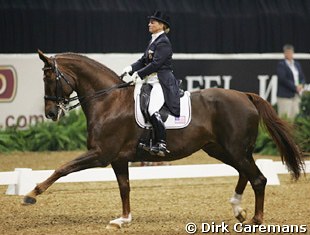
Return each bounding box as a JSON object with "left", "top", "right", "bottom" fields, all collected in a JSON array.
[
  {"left": 134, "top": 82, "right": 191, "bottom": 156},
  {"left": 134, "top": 83, "right": 191, "bottom": 129}
]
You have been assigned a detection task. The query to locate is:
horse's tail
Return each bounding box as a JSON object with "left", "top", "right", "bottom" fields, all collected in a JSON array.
[{"left": 246, "top": 92, "right": 304, "bottom": 180}]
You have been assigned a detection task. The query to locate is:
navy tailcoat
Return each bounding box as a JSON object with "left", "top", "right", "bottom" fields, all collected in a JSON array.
[{"left": 131, "top": 33, "right": 180, "bottom": 117}]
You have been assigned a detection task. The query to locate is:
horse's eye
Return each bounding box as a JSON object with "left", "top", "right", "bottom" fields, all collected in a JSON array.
[{"left": 43, "top": 75, "right": 54, "bottom": 84}]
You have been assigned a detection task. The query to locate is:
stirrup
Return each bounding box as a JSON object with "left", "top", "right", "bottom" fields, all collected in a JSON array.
[
  {"left": 138, "top": 142, "right": 151, "bottom": 152},
  {"left": 150, "top": 143, "right": 170, "bottom": 157}
]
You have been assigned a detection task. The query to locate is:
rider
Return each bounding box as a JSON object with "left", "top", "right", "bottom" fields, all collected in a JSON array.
[{"left": 122, "top": 11, "right": 180, "bottom": 156}]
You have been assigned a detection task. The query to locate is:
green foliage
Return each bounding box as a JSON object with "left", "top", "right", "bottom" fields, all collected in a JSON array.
[
  {"left": 294, "top": 117, "right": 310, "bottom": 152},
  {"left": 255, "top": 92, "right": 310, "bottom": 155},
  {"left": 254, "top": 117, "right": 310, "bottom": 155},
  {"left": 299, "top": 91, "right": 310, "bottom": 117},
  {"left": 254, "top": 125, "right": 278, "bottom": 155},
  {"left": 0, "top": 110, "right": 87, "bottom": 152},
  {"left": 295, "top": 91, "right": 310, "bottom": 152}
]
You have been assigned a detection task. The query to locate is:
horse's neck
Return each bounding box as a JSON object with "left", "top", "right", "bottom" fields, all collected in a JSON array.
[
  {"left": 58, "top": 56, "right": 128, "bottom": 121},
  {"left": 60, "top": 58, "right": 120, "bottom": 96}
]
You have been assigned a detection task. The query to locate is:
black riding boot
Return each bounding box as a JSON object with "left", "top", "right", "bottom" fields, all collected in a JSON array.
[{"left": 149, "top": 112, "right": 169, "bottom": 156}]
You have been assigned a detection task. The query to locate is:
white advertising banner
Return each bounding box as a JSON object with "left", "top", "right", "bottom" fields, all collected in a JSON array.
[
  {"left": 0, "top": 53, "right": 140, "bottom": 129},
  {"left": 0, "top": 54, "right": 45, "bottom": 129}
]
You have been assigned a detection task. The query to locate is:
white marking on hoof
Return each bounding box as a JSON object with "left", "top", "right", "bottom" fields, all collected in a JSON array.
[
  {"left": 106, "top": 213, "right": 132, "bottom": 229},
  {"left": 230, "top": 193, "right": 246, "bottom": 222}
]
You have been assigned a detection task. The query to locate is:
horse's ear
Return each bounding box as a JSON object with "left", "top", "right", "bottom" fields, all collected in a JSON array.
[{"left": 37, "top": 49, "right": 51, "bottom": 65}]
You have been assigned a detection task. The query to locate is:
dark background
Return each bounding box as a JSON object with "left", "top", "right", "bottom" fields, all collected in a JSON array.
[
  {"left": 1, "top": 0, "right": 310, "bottom": 53},
  {"left": 173, "top": 59, "right": 310, "bottom": 92}
]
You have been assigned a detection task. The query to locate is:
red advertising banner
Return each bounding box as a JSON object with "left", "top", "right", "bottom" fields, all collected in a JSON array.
[{"left": 0, "top": 66, "right": 17, "bottom": 102}]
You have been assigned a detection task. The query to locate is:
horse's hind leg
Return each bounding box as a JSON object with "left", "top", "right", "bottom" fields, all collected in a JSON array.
[
  {"left": 230, "top": 173, "right": 248, "bottom": 223},
  {"left": 234, "top": 156, "right": 267, "bottom": 225},
  {"left": 22, "top": 149, "right": 104, "bottom": 205},
  {"left": 202, "top": 146, "right": 247, "bottom": 222}
]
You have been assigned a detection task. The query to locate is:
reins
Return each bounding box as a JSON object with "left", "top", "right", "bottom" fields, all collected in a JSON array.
[
  {"left": 44, "top": 58, "right": 133, "bottom": 111},
  {"left": 69, "top": 76, "right": 132, "bottom": 111}
]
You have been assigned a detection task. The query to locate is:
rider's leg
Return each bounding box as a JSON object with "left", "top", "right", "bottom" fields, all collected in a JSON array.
[
  {"left": 149, "top": 112, "right": 168, "bottom": 156},
  {"left": 139, "top": 84, "right": 153, "bottom": 123},
  {"left": 148, "top": 82, "right": 165, "bottom": 116},
  {"left": 148, "top": 83, "right": 168, "bottom": 156}
]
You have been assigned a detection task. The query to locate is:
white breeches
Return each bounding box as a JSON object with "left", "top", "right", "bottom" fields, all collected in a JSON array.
[{"left": 146, "top": 75, "right": 165, "bottom": 116}]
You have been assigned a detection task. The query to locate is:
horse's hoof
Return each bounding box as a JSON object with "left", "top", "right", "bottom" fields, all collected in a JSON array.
[
  {"left": 236, "top": 209, "right": 247, "bottom": 223},
  {"left": 242, "top": 218, "right": 262, "bottom": 225},
  {"left": 106, "top": 223, "right": 121, "bottom": 229},
  {"left": 22, "top": 196, "right": 37, "bottom": 205},
  {"left": 107, "top": 214, "right": 132, "bottom": 229}
]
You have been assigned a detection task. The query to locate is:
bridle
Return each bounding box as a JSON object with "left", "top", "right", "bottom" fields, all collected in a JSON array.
[
  {"left": 43, "top": 58, "right": 132, "bottom": 114},
  {"left": 43, "top": 59, "right": 76, "bottom": 109}
]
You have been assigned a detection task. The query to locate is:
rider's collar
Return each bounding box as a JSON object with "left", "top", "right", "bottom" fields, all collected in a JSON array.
[{"left": 151, "top": 31, "right": 164, "bottom": 44}]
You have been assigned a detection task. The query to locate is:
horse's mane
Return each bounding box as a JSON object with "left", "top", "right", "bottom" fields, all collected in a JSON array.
[{"left": 56, "top": 52, "right": 120, "bottom": 80}]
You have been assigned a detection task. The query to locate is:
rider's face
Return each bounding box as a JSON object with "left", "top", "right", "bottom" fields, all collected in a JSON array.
[{"left": 148, "top": 19, "right": 164, "bottom": 34}]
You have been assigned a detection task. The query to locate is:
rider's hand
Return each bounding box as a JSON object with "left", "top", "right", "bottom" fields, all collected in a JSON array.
[
  {"left": 122, "top": 65, "right": 132, "bottom": 75},
  {"left": 131, "top": 72, "right": 141, "bottom": 84}
]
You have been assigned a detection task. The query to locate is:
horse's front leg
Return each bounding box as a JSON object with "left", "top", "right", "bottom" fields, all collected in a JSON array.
[
  {"left": 22, "top": 149, "right": 105, "bottom": 205},
  {"left": 107, "top": 159, "right": 131, "bottom": 229}
]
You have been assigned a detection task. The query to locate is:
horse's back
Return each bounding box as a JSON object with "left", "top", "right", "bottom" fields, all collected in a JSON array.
[
  {"left": 190, "top": 88, "right": 260, "bottom": 148},
  {"left": 191, "top": 88, "right": 258, "bottom": 117}
]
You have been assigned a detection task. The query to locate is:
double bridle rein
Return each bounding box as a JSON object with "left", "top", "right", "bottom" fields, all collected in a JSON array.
[{"left": 43, "top": 58, "right": 132, "bottom": 113}]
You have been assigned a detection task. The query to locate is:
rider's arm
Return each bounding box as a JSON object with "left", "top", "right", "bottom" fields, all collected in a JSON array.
[{"left": 136, "top": 41, "right": 172, "bottom": 78}]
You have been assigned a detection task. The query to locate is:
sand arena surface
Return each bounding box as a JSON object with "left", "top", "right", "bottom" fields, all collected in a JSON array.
[{"left": 0, "top": 151, "right": 309, "bottom": 234}]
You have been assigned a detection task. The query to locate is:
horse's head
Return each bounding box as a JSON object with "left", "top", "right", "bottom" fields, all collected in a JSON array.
[{"left": 38, "top": 49, "right": 75, "bottom": 121}]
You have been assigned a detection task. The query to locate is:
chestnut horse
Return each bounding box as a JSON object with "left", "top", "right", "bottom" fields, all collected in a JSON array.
[{"left": 23, "top": 50, "right": 304, "bottom": 228}]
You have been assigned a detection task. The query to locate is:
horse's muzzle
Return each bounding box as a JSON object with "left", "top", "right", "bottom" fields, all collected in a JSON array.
[
  {"left": 46, "top": 110, "right": 58, "bottom": 121},
  {"left": 45, "top": 105, "right": 63, "bottom": 121}
]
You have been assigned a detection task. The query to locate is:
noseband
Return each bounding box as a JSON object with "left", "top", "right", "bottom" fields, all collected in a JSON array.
[{"left": 43, "top": 58, "right": 132, "bottom": 112}]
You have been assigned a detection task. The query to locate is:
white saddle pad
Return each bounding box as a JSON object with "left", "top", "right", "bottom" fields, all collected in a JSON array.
[{"left": 134, "top": 82, "right": 191, "bottom": 129}]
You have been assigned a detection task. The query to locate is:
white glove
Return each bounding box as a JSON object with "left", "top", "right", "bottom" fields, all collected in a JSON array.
[
  {"left": 122, "top": 65, "right": 132, "bottom": 75},
  {"left": 131, "top": 72, "right": 141, "bottom": 84}
]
